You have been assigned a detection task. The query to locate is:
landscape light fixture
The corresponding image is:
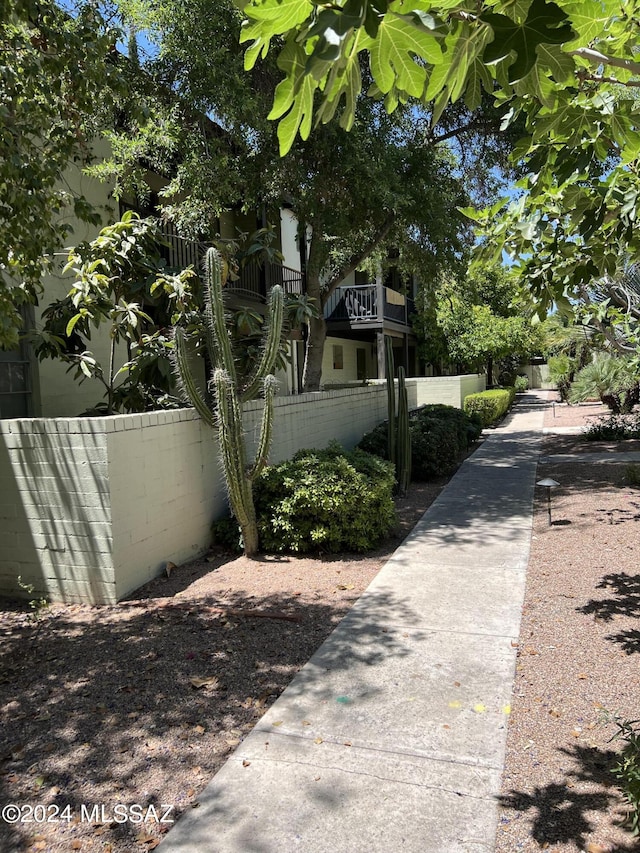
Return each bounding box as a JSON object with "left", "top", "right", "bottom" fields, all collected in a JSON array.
[{"left": 536, "top": 478, "right": 560, "bottom": 526}]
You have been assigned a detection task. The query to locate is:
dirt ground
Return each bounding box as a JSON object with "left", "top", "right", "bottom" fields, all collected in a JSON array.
[
  {"left": 1, "top": 395, "right": 639, "bottom": 852},
  {"left": 495, "top": 396, "right": 640, "bottom": 853},
  {"left": 0, "top": 477, "right": 446, "bottom": 853}
]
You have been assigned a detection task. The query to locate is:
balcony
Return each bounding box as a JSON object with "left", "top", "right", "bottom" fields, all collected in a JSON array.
[
  {"left": 325, "top": 284, "right": 415, "bottom": 329},
  {"left": 159, "top": 223, "right": 304, "bottom": 301}
]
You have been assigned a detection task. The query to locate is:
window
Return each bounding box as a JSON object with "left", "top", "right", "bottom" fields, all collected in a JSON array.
[
  {"left": 0, "top": 347, "right": 31, "bottom": 418},
  {"left": 332, "top": 345, "right": 344, "bottom": 370}
]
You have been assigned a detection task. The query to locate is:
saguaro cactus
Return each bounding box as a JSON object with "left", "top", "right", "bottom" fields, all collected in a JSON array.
[{"left": 173, "top": 247, "right": 284, "bottom": 556}]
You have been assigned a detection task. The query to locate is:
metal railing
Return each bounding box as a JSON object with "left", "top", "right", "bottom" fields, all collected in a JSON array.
[
  {"left": 325, "top": 284, "right": 415, "bottom": 326},
  {"left": 158, "top": 223, "right": 304, "bottom": 300}
]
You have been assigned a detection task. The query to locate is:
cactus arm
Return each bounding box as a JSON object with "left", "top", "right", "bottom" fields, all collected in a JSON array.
[
  {"left": 204, "top": 248, "right": 237, "bottom": 386},
  {"left": 241, "top": 284, "right": 284, "bottom": 403},
  {"left": 250, "top": 374, "right": 278, "bottom": 481},
  {"left": 172, "top": 327, "right": 216, "bottom": 429},
  {"left": 385, "top": 336, "right": 396, "bottom": 465}
]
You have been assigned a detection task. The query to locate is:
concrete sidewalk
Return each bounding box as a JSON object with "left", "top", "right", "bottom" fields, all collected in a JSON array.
[{"left": 160, "top": 391, "right": 548, "bottom": 853}]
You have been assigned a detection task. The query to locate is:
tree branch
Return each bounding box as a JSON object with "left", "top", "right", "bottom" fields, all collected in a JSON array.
[
  {"left": 576, "top": 69, "right": 640, "bottom": 89},
  {"left": 569, "top": 48, "right": 640, "bottom": 76},
  {"left": 321, "top": 211, "right": 397, "bottom": 299}
]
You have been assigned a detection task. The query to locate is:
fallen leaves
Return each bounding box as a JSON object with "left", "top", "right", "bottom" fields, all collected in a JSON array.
[{"left": 189, "top": 676, "right": 220, "bottom": 690}]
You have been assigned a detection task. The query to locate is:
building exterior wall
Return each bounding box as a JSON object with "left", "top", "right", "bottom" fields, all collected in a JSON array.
[
  {"left": 36, "top": 139, "right": 122, "bottom": 418},
  {"left": 522, "top": 363, "right": 553, "bottom": 389},
  {"left": 321, "top": 337, "right": 374, "bottom": 386},
  {"left": 0, "top": 376, "right": 482, "bottom": 605}
]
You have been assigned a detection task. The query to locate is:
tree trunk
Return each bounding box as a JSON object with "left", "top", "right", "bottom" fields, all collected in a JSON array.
[
  {"left": 300, "top": 212, "right": 397, "bottom": 392},
  {"left": 302, "top": 313, "right": 327, "bottom": 391},
  {"left": 301, "top": 228, "right": 327, "bottom": 392}
]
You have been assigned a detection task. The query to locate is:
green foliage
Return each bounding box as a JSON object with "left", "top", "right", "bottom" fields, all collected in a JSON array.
[
  {"left": 109, "top": 0, "right": 519, "bottom": 390},
  {"left": 358, "top": 403, "right": 478, "bottom": 481},
  {"left": 514, "top": 374, "right": 529, "bottom": 393},
  {"left": 211, "top": 515, "right": 243, "bottom": 553},
  {"left": 237, "top": 0, "right": 640, "bottom": 358},
  {"left": 32, "top": 211, "right": 197, "bottom": 414},
  {"left": 463, "top": 388, "right": 515, "bottom": 427},
  {"left": 417, "top": 263, "right": 541, "bottom": 375},
  {"left": 254, "top": 443, "right": 396, "bottom": 554},
  {"left": 609, "top": 715, "right": 640, "bottom": 836},
  {"left": 625, "top": 464, "right": 640, "bottom": 488},
  {"left": 0, "top": 0, "right": 124, "bottom": 347},
  {"left": 547, "top": 354, "right": 574, "bottom": 403},
  {"left": 16, "top": 576, "right": 49, "bottom": 622},
  {"left": 569, "top": 354, "right": 640, "bottom": 414},
  {"left": 173, "top": 247, "right": 284, "bottom": 556},
  {"left": 584, "top": 414, "right": 640, "bottom": 442}
]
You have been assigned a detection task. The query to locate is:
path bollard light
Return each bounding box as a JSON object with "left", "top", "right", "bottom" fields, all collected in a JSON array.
[{"left": 537, "top": 478, "right": 560, "bottom": 525}]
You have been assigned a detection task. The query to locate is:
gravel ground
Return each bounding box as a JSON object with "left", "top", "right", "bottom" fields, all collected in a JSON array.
[
  {"left": 0, "top": 480, "right": 446, "bottom": 853},
  {"left": 2, "top": 396, "right": 639, "bottom": 853},
  {"left": 495, "top": 394, "right": 640, "bottom": 853}
]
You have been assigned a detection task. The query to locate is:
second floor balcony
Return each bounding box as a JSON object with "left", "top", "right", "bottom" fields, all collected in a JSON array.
[
  {"left": 159, "top": 223, "right": 305, "bottom": 301},
  {"left": 325, "top": 284, "right": 415, "bottom": 330}
]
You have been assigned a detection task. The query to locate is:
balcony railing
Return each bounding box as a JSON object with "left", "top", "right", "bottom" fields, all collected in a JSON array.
[
  {"left": 158, "top": 223, "right": 305, "bottom": 300},
  {"left": 325, "top": 284, "right": 415, "bottom": 327}
]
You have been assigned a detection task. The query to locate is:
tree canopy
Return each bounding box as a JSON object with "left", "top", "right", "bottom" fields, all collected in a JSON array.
[
  {"left": 109, "top": 0, "right": 517, "bottom": 388},
  {"left": 416, "top": 262, "right": 541, "bottom": 377},
  {"left": 0, "top": 0, "right": 123, "bottom": 348},
  {"left": 236, "top": 0, "right": 640, "bottom": 329}
]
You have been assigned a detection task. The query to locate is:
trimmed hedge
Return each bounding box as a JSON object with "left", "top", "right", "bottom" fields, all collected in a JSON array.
[
  {"left": 463, "top": 387, "right": 516, "bottom": 427},
  {"left": 357, "top": 403, "right": 482, "bottom": 481},
  {"left": 253, "top": 443, "right": 396, "bottom": 554}
]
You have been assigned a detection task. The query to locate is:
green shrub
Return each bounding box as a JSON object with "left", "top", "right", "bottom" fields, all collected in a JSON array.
[
  {"left": 211, "top": 515, "right": 243, "bottom": 552},
  {"left": 548, "top": 354, "right": 575, "bottom": 402},
  {"left": 514, "top": 374, "right": 529, "bottom": 393},
  {"left": 463, "top": 388, "right": 515, "bottom": 427},
  {"left": 254, "top": 443, "right": 396, "bottom": 553},
  {"left": 569, "top": 353, "right": 640, "bottom": 413},
  {"left": 584, "top": 413, "right": 640, "bottom": 441},
  {"left": 357, "top": 403, "right": 479, "bottom": 481},
  {"left": 609, "top": 715, "right": 640, "bottom": 835}
]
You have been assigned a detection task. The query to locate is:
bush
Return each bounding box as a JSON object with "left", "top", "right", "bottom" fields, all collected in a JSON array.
[
  {"left": 548, "top": 354, "right": 574, "bottom": 402},
  {"left": 609, "top": 715, "right": 640, "bottom": 835},
  {"left": 569, "top": 353, "right": 640, "bottom": 413},
  {"left": 584, "top": 413, "right": 640, "bottom": 441},
  {"left": 254, "top": 443, "right": 396, "bottom": 554},
  {"left": 357, "top": 403, "right": 480, "bottom": 481},
  {"left": 514, "top": 374, "right": 529, "bottom": 393},
  {"left": 211, "top": 515, "right": 243, "bottom": 553},
  {"left": 463, "top": 388, "right": 515, "bottom": 427}
]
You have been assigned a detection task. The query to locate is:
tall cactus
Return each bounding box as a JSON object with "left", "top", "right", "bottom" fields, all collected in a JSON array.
[
  {"left": 396, "top": 367, "right": 412, "bottom": 496},
  {"left": 385, "top": 336, "right": 396, "bottom": 466},
  {"left": 384, "top": 337, "right": 411, "bottom": 495},
  {"left": 173, "top": 247, "right": 283, "bottom": 556}
]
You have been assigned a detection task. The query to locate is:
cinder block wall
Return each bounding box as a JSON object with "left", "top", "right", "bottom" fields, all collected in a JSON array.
[
  {"left": 0, "top": 377, "right": 480, "bottom": 605},
  {"left": 0, "top": 419, "right": 115, "bottom": 603}
]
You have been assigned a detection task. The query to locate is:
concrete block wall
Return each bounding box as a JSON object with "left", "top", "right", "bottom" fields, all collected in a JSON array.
[
  {"left": 0, "top": 418, "right": 115, "bottom": 604},
  {"left": 411, "top": 373, "right": 486, "bottom": 408},
  {"left": 0, "top": 375, "right": 481, "bottom": 605}
]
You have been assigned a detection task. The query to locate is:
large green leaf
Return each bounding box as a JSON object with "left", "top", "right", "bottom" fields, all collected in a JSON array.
[
  {"left": 481, "top": 0, "right": 575, "bottom": 81},
  {"left": 365, "top": 13, "right": 443, "bottom": 96}
]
